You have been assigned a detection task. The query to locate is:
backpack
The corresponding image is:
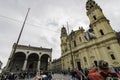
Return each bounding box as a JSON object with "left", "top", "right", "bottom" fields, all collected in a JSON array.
[{"left": 100, "top": 72, "right": 120, "bottom": 80}]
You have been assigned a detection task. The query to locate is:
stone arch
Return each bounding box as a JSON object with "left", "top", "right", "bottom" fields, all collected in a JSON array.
[
  {"left": 26, "top": 53, "right": 39, "bottom": 72},
  {"left": 40, "top": 54, "right": 50, "bottom": 70},
  {"left": 10, "top": 52, "right": 26, "bottom": 72}
]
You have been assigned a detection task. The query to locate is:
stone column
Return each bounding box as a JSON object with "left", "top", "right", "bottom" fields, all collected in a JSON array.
[
  {"left": 22, "top": 59, "right": 27, "bottom": 71},
  {"left": 37, "top": 60, "right": 40, "bottom": 70},
  {"left": 85, "top": 51, "right": 90, "bottom": 67},
  {"left": 95, "top": 47, "right": 100, "bottom": 61}
]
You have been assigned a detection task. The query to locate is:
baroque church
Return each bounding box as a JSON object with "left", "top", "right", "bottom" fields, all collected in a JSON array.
[
  {"left": 5, "top": 43, "right": 52, "bottom": 72},
  {"left": 60, "top": 0, "right": 120, "bottom": 71}
]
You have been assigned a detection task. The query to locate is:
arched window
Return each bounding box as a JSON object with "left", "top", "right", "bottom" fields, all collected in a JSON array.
[
  {"left": 93, "top": 16, "right": 96, "bottom": 20},
  {"left": 79, "top": 37, "right": 82, "bottom": 42},
  {"left": 110, "top": 54, "right": 116, "bottom": 60},
  {"left": 100, "top": 29, "right": 104, "bottom": 35},
  {"left": 91, "top": 12, "right": 97, "bottom": 20},
  {"left": 84, "top": 57, "right": 87, "bottom": 63},
  {"left": 73, "top": 40, "right": 77, "bottom": 47},
  {"left": 107, "top": 46, "right": 111, "bottom": 50}
]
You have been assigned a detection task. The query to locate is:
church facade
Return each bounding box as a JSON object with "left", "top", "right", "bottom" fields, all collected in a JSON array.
[
  {"left": 60, "top": 0, "right": 120, "bottom": 71},
  {"left": 6, "top": 43, "right": 52, "bottom": 72}
]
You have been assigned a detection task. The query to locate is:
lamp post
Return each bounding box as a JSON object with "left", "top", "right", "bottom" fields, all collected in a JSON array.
[{"left": 66, "top": 22, "right": 74, "bottom": 70}]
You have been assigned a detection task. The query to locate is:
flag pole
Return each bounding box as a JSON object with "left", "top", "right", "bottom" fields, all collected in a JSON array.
[
  {"left": 13, "top": 8, "right": 30, "bottom": 56},
  {"left": 8, "top": 8, "right": 30, "bottom": 71},
  {"left": 66, "top": 22, "right": 74, "bottom": 70}
]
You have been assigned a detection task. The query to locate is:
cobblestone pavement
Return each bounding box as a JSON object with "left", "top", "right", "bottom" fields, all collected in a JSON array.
[
  {"left": 29, "top": 73, "right": 72, "bottom": 80},
  {"left": 52, "top": 73, "right": 72, "bottom": 80}
]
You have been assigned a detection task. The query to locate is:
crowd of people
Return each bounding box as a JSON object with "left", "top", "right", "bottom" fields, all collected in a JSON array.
[
  {"left": 0, "top": 70, "right": 52, "bottom": 80},
  {"left": 70, "top": 60, "right": 120, "bottom": 80},
  {"left": 1, "top": 60, "right": 120, "bottom": 80},
  {"left": 0, "top": 71, "right": 36, "bottom": 80}
]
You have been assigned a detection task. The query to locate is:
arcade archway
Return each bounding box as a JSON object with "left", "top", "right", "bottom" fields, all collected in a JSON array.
[
  {"left": 10, "top": 52, "right": 26, "bottom": 72},
  {"left": 27, "top": 53, "right": 39, "bottom": 72},
  {"left": 40, "top": 54, "right": 50, "bottom": 70}
]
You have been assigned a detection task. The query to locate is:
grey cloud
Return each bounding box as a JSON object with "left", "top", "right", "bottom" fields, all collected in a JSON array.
[{"left": 46, "top": 19, "right": 59, "bottom": 27}]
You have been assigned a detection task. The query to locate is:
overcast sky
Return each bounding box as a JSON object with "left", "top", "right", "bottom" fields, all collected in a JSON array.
[{"left": 0, "top": 0, "right": 120, "bottom": 67}]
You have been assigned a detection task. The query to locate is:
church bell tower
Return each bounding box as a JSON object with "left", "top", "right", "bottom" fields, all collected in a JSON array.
[
  {"left": 60, "top": 26, "right": 67, "bottom": 54},
  {"left": 86, "top": 0, "right": 115, "bottom": 38}
]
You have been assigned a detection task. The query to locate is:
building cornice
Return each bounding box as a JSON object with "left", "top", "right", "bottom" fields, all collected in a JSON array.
[{"left": 13, "top": 43, "right": 52, "bottom": 52}]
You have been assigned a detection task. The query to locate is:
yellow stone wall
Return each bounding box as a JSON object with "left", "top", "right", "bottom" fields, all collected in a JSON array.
[{"left": 60, "top": 0, "right": 120, "bottom": 71}]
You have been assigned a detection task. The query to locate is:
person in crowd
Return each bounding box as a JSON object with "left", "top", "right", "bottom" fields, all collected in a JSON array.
[
  {"left": 35, "top": 69, "right": 41, "bottom": 80},
  {"left": 76, "top": 69, "right": 82, "bottom": 80},
  {"left": 47, "top": 71, "right": 52, "bottom": 80},
  {"left": 71, "top": 70, "right": 79, "bottom": 80},
  {"left": 88, "top": 60, "right": 120, "bottom": 80}
]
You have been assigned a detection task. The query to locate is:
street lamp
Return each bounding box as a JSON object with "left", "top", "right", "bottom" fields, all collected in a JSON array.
[{"left": 66, "top": 22, "right": 74, "bottom": 70}]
